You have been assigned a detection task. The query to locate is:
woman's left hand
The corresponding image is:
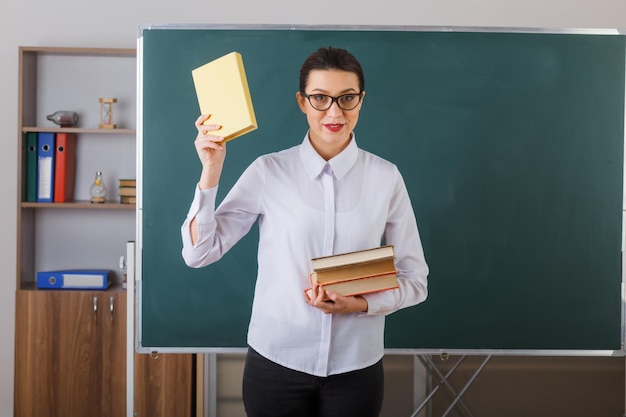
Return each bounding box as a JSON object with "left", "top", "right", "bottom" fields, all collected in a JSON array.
[{"left": 305, "top": 285, "right": 368, "bottom": 314}]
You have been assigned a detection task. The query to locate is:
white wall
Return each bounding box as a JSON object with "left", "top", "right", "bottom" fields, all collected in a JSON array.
[{"left": 1, "top": 1, "right": 625, "bottom": 416}]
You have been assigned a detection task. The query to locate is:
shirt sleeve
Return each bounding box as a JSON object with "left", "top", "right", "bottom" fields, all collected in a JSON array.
[
  {"left": 362, "top": 167, "right": 429, "bottom": 316},
  {"left": 181, "top": 159, "right": 264, "bottom": 268},
  {"left": 180, "top": 184, "right": 221, "bottom": 267}
]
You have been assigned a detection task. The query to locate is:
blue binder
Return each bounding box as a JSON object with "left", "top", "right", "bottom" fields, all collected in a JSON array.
[
  {"left": 36, "top": 132, "right": 55, "bottom": 202},
  {"left": 36, "top": 269, "right": 113, "bottom": 289}
]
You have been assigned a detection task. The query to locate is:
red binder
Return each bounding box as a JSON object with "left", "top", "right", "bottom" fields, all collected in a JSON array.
[{"left": 53, "top": 133, "right": 77, "bottom": 202}]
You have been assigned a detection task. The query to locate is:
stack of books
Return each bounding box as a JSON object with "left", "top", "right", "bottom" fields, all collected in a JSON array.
[
  {"left": 306, "top": 245, "right": 399, "bottom": 300},
  {"left": 118, "top": 178, "right": 136, "bottom": 204}
]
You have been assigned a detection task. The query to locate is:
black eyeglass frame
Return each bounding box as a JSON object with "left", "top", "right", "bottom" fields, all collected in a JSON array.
[{"left": 300, "top": 92, "right": 364, "bottom": 111}]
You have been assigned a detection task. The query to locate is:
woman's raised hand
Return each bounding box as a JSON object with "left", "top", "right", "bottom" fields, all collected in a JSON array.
[{"left": 194, "top": 114, "right": 226, "bottom": 189}]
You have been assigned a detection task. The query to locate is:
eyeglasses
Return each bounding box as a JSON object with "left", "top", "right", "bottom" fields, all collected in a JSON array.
[{"left": 301, "top": 92, "right": 363, "bottom": 111}]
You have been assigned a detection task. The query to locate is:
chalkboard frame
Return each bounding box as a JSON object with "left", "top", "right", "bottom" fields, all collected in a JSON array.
[{"left": 136, "top": 24, "right": 626, "bottom": 356}]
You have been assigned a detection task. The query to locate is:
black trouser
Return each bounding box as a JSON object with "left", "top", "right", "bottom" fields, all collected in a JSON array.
[{"left": 242, "top": 347, "right": 384, "bottom": 417}]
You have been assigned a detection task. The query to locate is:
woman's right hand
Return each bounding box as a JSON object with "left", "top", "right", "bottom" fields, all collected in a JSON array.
[{"left": 194, "top": 114, "right": 226, "bottom": 189}]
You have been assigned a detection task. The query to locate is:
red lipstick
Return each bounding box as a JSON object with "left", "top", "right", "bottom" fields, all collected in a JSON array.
[{"left": 325, "top": 124, "right": 343, "bottom": 132}]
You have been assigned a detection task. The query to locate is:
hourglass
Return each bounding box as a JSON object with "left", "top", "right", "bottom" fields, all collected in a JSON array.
[{"left": 99, "top": 97, "right": 117, "bottom": 129}]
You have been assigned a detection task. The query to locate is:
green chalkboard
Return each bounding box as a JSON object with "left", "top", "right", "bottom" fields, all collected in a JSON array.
[{"left": 139, "top": 26, "right": 625, "bottom": 352}]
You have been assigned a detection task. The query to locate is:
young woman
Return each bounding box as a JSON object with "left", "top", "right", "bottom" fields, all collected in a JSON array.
[{"left": 181, "top": 46, "right": 429, "bottom": 417}]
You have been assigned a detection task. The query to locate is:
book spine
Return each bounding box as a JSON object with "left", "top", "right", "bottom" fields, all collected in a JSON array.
[
  {"left": 311, "top": 271, "right": 398, "bottom": 287},
  {"left": 313, "top": 258, "right": 397, "bottom": 285},
  {"left": 36, "top": 132, "right": 55, "bottom": 202},
  {"left": 25, "top": 132, "right": 38, "bottom": 202},
  {"left": 53, "top": 132, "right": 77, "bottom": 202},
  {"left": 312, "top": 245, "right": 395, "bottom": 270}
]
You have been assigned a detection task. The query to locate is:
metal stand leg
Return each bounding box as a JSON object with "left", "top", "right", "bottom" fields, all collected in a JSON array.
[
  {"left": 413, "top": 355, "right": 430, "bottom": 417},
  {"left": 200, "top": 353, "right": 218, "bottom": 417},
  {"left": 411, "top": 354, "right": 492, "bottom": 417}
]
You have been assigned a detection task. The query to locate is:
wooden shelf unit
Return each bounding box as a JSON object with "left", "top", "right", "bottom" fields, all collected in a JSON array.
[
  {"left": 16, "top": 46, "right": 137, "bottom": 290},
  {"left": 13, "top": 46, "right": 194, "bottom": 417}
]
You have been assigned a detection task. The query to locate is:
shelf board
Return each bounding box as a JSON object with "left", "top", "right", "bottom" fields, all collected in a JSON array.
[
  {"left": 18, "top": 283, "right": 127, "bottom": 292},
  {"left": 20, "top": 46, "right": 136, "bottom": 57},
  {"left": 23, "top": 126, "right": 136, "bottom": 134},
  {"left": 21, "top": 201, "right": 135, "bottom": 210}
]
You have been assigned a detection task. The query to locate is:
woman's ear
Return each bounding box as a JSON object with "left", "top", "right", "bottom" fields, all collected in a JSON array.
[{"left": 296, "top": 91, "right": 307, "bottom": 113}]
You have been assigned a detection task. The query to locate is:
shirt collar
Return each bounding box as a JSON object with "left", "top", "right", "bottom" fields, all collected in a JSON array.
[{"left": 299, "top": 131, "right": 359, "bottom": 180}]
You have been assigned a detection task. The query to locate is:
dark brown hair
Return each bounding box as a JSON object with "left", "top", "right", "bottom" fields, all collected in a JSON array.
[{"left": 299, "top": 46, "right": 365, "bottom": 93}]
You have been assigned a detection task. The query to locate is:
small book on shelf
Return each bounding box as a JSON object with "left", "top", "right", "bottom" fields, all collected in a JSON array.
[
  {"left": 118, "top": 187, "right": 136, "bottom": 197},
  {"left": 192, "top": 51, "right": 257, "bottom": 142},
  {"left": 306, "top": 245, "right": 399, "bottom": 300},
  {"left": 118, "top": 178, "right": 136, "bottom": 187}
]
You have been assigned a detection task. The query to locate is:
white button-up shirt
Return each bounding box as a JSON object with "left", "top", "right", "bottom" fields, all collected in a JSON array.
[{"left": 181, "top": 133, "right": 428, "bottom": 376}]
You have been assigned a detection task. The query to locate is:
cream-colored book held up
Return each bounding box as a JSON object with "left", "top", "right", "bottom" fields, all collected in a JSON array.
[{"left": 192, "top": 52, "right": 258, "bottom": 141}]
